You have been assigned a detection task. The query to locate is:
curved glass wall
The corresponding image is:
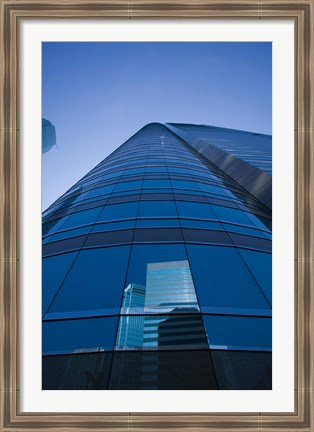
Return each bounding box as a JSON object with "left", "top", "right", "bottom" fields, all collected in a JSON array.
[{"left": 42, "top": 122, "right": 272, "bottom": 390}]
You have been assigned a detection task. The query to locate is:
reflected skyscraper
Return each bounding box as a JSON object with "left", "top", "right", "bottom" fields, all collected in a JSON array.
[{"left": 42, "top": 122, "right": 272, "bottom": 390}]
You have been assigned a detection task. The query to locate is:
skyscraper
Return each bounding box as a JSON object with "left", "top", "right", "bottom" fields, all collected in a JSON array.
[{"left": 42, "top": 122, "right": 272, "bottom": 390}]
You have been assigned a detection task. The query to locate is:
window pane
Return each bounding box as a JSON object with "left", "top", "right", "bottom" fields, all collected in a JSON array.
[
  {"left": 203, "top": 315, "right": 271, "bottom": 350},
  {"left": 108, "top": 350, "right": 217, "bottom": 390},
  {"left": 50, "top": 226, "right": 92, "bottom": 241},
  {"left": 98, "top": 202, "right": 139, "bottom": 221},
  {"left": 186, "top": 245, "right": 271, "bottom": 310},
  {"left": 58, "top": 207, "right": 102, "bottom": 230},
  {"left": 239, "top": 249, "right": 272, "bottom": 304},
  {"left": 49, "top": 246, "right": 131, "bottom": 315},
  {"left": 136, "top": 218, "right": 180, "bottom": 228},
  {"left": 138, "top": 201, "right": 177, "bottom": 218},
  {"left": 42, "top": 352, "right": 112, "bottom": 390},
  {"left": 171, "top": 180, "right": 200, "bottom": 190},
  {"left": 42, "top": 316, "right": 118, "bottom": 354},
  {"left": 42, "top": 252, "right": 78, "bottom": 315},
  {"left": 211, "top": 350, "right": 272, "bottom": 390},
  {"left": 114, "top": 180, "right": 143, "bottom": 191},
  {"left": 143, "top": 179, "right": 171, "bottom": 188},
  {"left": 126, "top": 244, "right": 188, "bottom": 289},
  {"left": 211, "top": 205, "right": 254, "bottom": 226},
  {"left": 92, "top": 220, "right": 135, "bottom": 232},
  {"left": 176, "top": 201, "right": 216, "bottom": 219},
  {"left": 84, "top": 184, "right": 115, "bottom": 199}
]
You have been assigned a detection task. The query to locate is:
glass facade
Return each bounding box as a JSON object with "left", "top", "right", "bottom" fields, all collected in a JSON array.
[{"left": 42, "top": 122, "right": 272, "bottom": 390}]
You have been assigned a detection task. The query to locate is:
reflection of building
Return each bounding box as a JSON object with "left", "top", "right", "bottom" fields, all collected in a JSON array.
[
  {"left": 143, "top": 260, "right": 205, "bottom": 349},
  {"left": 116, "top": 283, "right": 145, "bottom": 350},
  {"left": 42, "top": 122, "right": 272, "bottom": 390}
]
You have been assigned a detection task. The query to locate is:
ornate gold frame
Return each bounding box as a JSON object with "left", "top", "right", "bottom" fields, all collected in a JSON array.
[{"left": 1, "top": 1, "right": 313, "bottom": 430}]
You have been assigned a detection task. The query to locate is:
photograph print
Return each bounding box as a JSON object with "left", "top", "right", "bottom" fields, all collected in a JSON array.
[{"left": 41, "top": 42, "right": 272, "bottom": 390}]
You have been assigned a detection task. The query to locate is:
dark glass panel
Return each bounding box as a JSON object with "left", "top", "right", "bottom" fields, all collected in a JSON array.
[
  {"left": 108, "top": 350, "right": 217, "bottom": 390},
  {"left": 42, "top": 352, "right": 112, "bottom": 390},
  {"left": 42, "top": 252, "right": 78, "bottom": 315},
  {"left": 181, "top": 219, "right": 223, "bottom": 230},
  {"left": 42, "top": 235, "right": 87, "bottom": 257},
  {"left": 133, "top": 228, "right": 183, "bottom": 243},
  {"left": 238, "top": 249, "right": 272, "bottom": 304},
  {"left": 49, "top": 246, "right": 131, "bottom": 315},
  {"left": 228, "top": 233, "right": 271, "bottom": 252},
  {"left": 203, "top": 315, "right": 271, "bottom": 350},
  {"left": 42, "top": 316, "right": 118, "bottom": 354},
  {"left": 174, "top": 193, "right": 207, "bottom": 203},
  {"left": 182, "top": 228, "right": 231, "bottom": 245},
  {"left": 186, "top": 245, "right": 271, "bottom": 310},
  {"left": 211, "top": 350, "right": 272, "bottom": 390},
  {"left": 85, "top": 230, "right": 134, "bottom": 247},
  {"left": 50, "top": 226, "right": 92, "bottom": 241}
]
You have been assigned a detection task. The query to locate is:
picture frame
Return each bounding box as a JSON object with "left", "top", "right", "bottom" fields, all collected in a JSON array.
[{"left": 0, "top": 0, "right": 313, "bottom": 430}]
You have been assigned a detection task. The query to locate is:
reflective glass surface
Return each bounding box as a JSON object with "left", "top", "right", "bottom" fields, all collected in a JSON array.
[
  {"left": 43, "top": 122, "right": 272, "bottom": 390},
  {"left": 49, "top": 246, "right": 131, "bottom": 315}
]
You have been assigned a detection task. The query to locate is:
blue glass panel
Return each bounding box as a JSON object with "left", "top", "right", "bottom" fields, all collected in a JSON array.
[
  {"left": 142, "top": 179, "right": 171, "bottom": 188},
  {"left": 171, "top": 180, "right": 200, "bottom": 190},
  {"left": 238, "top": 249, "right": 272, "bottom": 304},
  {"left": 42, "top": 252, "right": 78, "bottom": 315},
  {"left": 98, "top": 202, "right": 139, "bottom": 221},
  {"left": 42, "top": 219, "right": 64, "bottom": 236},
  {"left": 50, "top": 226, "right": 92, "bottom": 241},
  {"left": 58, "top": 207, "right": 102, "bottom": 230},
  {"left": 138, "top": 201, "right": 177, "bottom": 218},
  {"left": 197, "top": 183, "right": 231, "bottom": 197},
  {"left": 181, "top": 219, "right": 223, "bottom": 230},
  {"left": 136, "top": 218, "right": 181, "bottom": 228},
  {"left": 176, "top": 201, "right": 216, "bottom": 219},
  {"left": 126, "top": 244, "right": 188, "bottom": 288},
  {"left": 114, "top": 180, "right": 143, "bottom": 191},
  {"left": 101, "top": 170, "right": 124, "bottom": 179},
  {"left": 186, "top": 245, "right": 271, "bottom": 310},
  {"left": 167, "top": 167, "right": 190, "bottom": 174},
  {"left": 49, "top": 246, "right": 131, "bottom": 315},
  {"left": 92, "top": 220, "right": 136, "bottom": 232},
  {"left": 42, "top": 316, "right": 118, "bottom": 355},
  {"left": 245, "top": 211, "right": 271, "bottom": 231},
  {"left": 122, "top": 168, "right": 145, "bottom": 175},
  {"left": 84, "top": 184, "right": 115, "bottom": 199},
  {"left": 188, "top": 169, "right": 216, "bottom": 179},
  {"left": 222, "top": 223, "right": 268, "bottom": 238},
  {"left": 144, "top": 167, "right": 168, "bottom": 173},
  {"left": 203, "top": 315, "right": 271, "bottom": 350},
  {"left": 211, "top": 205, "right": 255, "bottom": 226}
]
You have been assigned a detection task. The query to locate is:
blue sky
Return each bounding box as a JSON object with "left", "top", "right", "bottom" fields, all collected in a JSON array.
[{"left": 42, "top": 42, "right": 272, "bottom": 210}]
